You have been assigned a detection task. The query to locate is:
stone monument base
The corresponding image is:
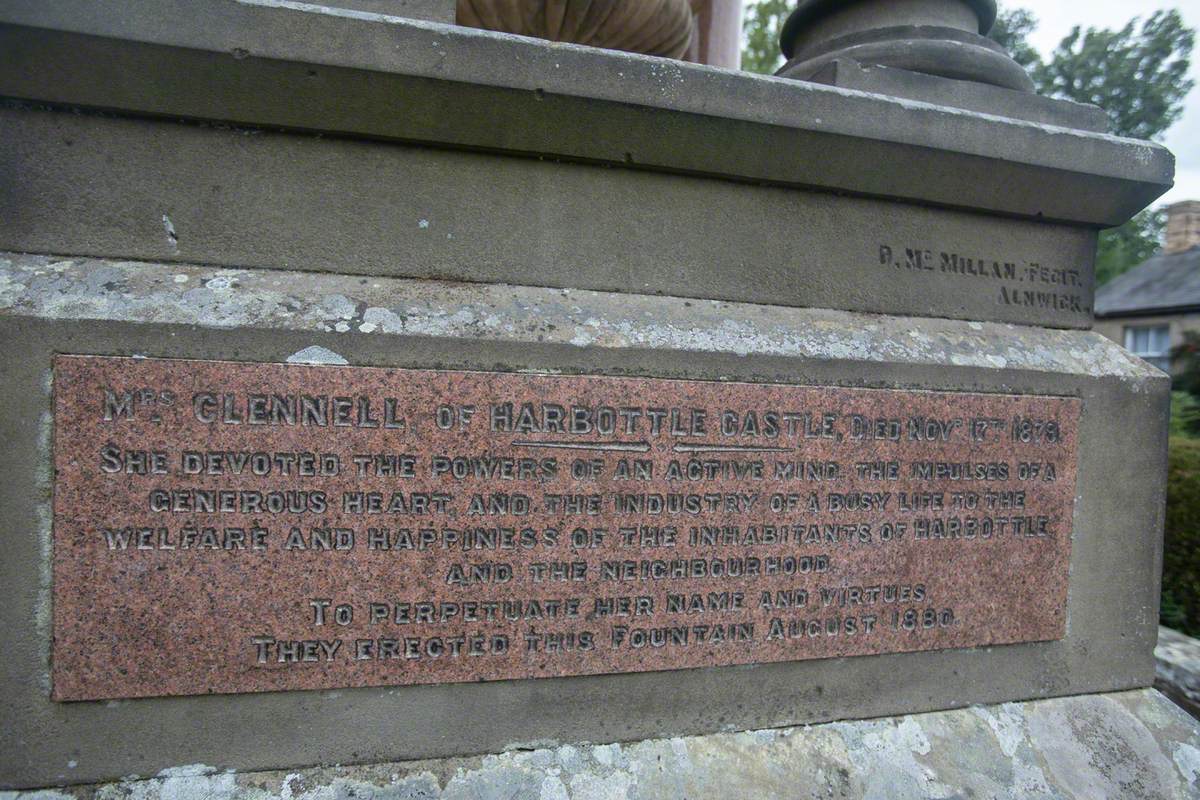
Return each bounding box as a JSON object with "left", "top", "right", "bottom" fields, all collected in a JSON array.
[
  {"left": 0, "top": 4, "right": 1182, "bottom": 796},
  {"left": 0, "top": 250, "right": 1170, "bottom": 789},
  {"left": 1, "top": 690, "right": 1195, "bottom": 799}
]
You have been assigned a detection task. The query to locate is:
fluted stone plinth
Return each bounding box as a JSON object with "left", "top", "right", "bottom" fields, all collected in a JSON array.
[{"left": 458, "top": 0, "right": 697, "bottom": 59}]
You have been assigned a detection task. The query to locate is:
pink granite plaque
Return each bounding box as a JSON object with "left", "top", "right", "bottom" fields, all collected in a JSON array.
[{"left": 51, "top": 355, "right": 1078, "bottom": 701}]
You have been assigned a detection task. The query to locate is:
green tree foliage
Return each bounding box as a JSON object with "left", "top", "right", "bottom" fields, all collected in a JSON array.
[
  {"left": 987, "top": 7, "right": 1041, "bottom": 71},
  {"left": 743, "top": 4, "right": 1194, "bottom": 137},
  {"left": 989, "top": 8, "right": 1194, "bottom": 285},
  {"left": 1163, "top": 344, "right": 1200, "bottom": 633},
  {"left": 741, "top": 0, "right": 789, "bottom": 74},
  {"left": 1162, "top": 437, "right": 1200, "bottom": 634},
  {"left": 1095, "top": 207, "right": 1167, "bottom": 287},
  {"left": 1173, "top": 331, "right": 1200, "bottom": 397},
  {"left": 740, "top": 4, "right": 1193, "bottom": 281},
  {"left": 1171, "top": 390, "right": 1200, "bottom": 438},
  {"left": 1035, "top": 11, "right": 1194, "bottom": 141}
]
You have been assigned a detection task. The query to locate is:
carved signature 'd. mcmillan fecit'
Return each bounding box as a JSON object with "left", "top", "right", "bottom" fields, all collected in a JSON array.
[{"left": 878, "top": 243, "right": 1089, "bottom": 314}]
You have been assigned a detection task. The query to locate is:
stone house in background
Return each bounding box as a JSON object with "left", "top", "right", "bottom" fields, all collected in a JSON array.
[{"left": 1095, "top": 200, "right": 1200, "bottom": 374}]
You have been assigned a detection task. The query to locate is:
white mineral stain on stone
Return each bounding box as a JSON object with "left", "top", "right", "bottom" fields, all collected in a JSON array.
[
  {"left": 131, "top": 765, "right": 237, "bottom": 800},
  {"left": 5, "top": 790, "right": 72, "bottom": 800},
  {"left": 278, "top": 772, "right": 303, "bottom": 800},
  {"left": 361, "top": 307, "right": 404, "bottom": 333},
  {"left": 567, "top": 770, "right": 634, "bottom": 800},
  {"left": 1027, "top": 695, "right": 1180, "bottom": 799},
  {"left": 539, "top": 775, "right": 569, "bottom": 800},
  {"left": 669, "top": 737, "right": 691, "bottom": 768},
  {"left": 835, "top": 716, "right": 947, "bottom": 800},
  {"left": 203, "top": 275, "right": 238, "bottom": 291},
  {"left": 974, "top": 704, "right": 1024, "bottom": 758},
  {"left": 898, "top": 717, "right": 932, "bottom": 756},
  {"left": 970, "top": 703, "right": 1057, "bottom": 798},
  {"left": 173, "top": 274, "right": 189, "bottom": 283},
  {"left": 555, "top": 744, "right": 583, "bottom": 773},
  {"left": 0, "top": 269, "right": 27, "bottom": 308},
  {"left": 1174, "top": 742, "right": 1200, "bottom": 785},
  {"left": 286, "top": 346, "right": 349, "bottom": 366},
  {"left": 161, "top": 215, "right": 179, "bottom": 252},
  {"left": 525, "top": 749, "right": 555, "bottom": 771},
  {"left": 591, "top": 743, "right": 620, "bottom": 767},
  {"left": 319, "top": 294, "right": 357, "bottom": 320},
  {"left": 750, "top": 729, "right": 778, "bottom": 745}
]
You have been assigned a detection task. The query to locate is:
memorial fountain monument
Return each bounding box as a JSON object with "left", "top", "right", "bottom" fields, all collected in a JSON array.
[{"left": 0, "top": 0, "right": 1196, "bottom": 795}]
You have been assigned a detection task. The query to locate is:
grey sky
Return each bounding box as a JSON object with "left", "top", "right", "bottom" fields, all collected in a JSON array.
[{"left": 1010, "top": 0, "right": 1199, "bottom": 207}]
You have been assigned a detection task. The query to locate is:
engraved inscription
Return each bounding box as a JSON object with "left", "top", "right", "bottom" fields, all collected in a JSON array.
[
  {"left": 877, "top": 243, "right": 1091, "bottom": 315},
  {"left": 52, "top": 356, "right": 1078, "bottom": 701}
]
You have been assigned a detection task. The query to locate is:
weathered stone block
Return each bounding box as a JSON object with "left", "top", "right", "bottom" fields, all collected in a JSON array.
[
  {"left": 0, "top": 2, "right": 1174, "bottom": 329},
  {"left": 0, "top": 251, "right": 1169, "bottom": 787},
  {"left": 0, "top": 103, "right": 1102, "bottom": 328},
  {"left": 0, "top": 1, "right": 1180, "bottom": 791},
  {"left": 2, "top": 689, "right": 1197, "bottom": 798}
]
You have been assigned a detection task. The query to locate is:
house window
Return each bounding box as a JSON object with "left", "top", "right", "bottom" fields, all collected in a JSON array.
[{"left": 1124, "top": 325, "right": 1171, "bottom": 371}]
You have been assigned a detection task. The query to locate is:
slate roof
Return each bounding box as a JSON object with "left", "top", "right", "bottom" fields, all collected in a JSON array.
[{"left": 1095, "top": 245, "right": 1200, "bottom": 317}]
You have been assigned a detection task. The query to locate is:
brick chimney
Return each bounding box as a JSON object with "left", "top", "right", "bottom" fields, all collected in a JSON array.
[{"left": 1166, "top": 200, "right": 1200, "bottom": 255}]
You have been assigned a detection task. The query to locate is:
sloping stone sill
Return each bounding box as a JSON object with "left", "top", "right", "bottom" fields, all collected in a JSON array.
[{"left": 7, "top": 689, "right": 1199, "bottom": 800}]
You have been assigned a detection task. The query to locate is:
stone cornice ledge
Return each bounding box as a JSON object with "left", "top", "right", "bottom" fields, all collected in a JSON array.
[
  {"left": 0, "top": 252, "right": 1163, "bottom": 381},
  {"left": 0, "top": 0, "right": 1174, "bottom": 227}
]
